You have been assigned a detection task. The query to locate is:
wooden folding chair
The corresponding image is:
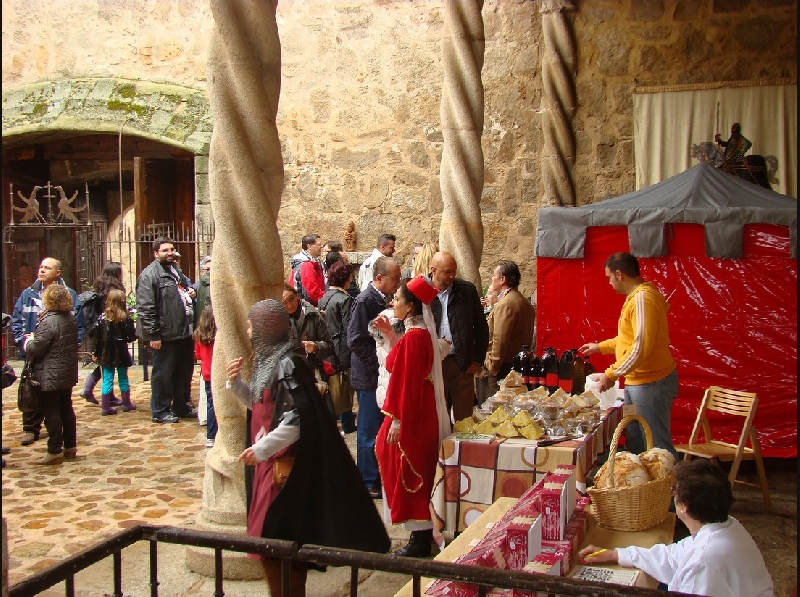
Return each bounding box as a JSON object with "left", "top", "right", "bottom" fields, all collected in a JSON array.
[{"left": 674, "top": 386, "right": 772, "bottom": 511}]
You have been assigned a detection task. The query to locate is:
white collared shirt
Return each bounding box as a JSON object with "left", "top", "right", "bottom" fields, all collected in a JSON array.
[{"left": 617, "top": 516, "right": 773, "bottom": 597}]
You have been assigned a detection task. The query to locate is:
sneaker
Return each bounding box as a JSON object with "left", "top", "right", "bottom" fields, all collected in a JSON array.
[
  {"left": 152, "top": 414, "right": 180, "bottom": 424},
  {"left": 174, "top": 408, "right": 198, "bottom": 419},
  {"left": 20, "top": 432, "right": 37, "bottom": 446},
  {"left": 205, "top": 438, "right": 215, "bottom": 448}
]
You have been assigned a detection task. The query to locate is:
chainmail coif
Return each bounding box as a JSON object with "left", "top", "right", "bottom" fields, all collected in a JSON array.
[{"left": 248, "top": 299, "right": 298, "bottom": 401}]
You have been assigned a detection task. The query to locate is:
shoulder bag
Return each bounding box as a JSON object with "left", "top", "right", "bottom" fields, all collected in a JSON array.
[{"left": 17, "top": 355, "right": 41, "bottom": 413}]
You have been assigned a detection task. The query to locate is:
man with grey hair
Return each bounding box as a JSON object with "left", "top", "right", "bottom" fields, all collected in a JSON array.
[
  {"left": 11, "top": 257, "right": 85, "bottom": 445},
  {"left": 358, "top": 233, "right": 396, "bottom": 291},
  {"left": 347, "top": 255, "right": 402, "bottom": 498},
  {"left": 193, "top": 255, "right": 212, "bottom": 326}
]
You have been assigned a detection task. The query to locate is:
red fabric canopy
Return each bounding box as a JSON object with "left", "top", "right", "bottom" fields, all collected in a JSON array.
[{"left": 537, "top": 223, "right": 797, "bottom": 458}]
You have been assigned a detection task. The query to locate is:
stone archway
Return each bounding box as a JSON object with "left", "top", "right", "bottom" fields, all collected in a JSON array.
[{"left": 2, "top": 77, "right": 213, "bottom": 228}]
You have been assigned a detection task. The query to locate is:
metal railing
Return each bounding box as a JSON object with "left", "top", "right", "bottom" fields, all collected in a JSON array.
[{"left": 8, "top": 525, "right": 689, "bottom": 597}]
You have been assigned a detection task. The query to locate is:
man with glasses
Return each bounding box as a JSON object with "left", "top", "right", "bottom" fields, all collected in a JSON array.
[
  {"left": 347, "top": 256, "right": 402, "bottom": 499},
  {"left": 289, "top": 234, "right": 325, "bottom": 307}
]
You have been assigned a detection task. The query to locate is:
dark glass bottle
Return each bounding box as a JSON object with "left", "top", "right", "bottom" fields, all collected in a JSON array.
[
  {"left": 558, "top": 349, "right": 574, "bottom": 394},
  {"left": 571, "top": 349, "right": 585, "bottom": 394},
  {"left": 515, "top": 345, "right": 532, "bottom": 386},
  {"left": 537, "top": 350, "right": 548, "bottom": 388},
  {"left": 583, "top": 356, "right": 596, "bottom": 381},
  {"left": 528, "top": 354, "right": 541, "bottom": 390},
  {"left": 543, "top": 347, "right": 560, "bottom": 394}
]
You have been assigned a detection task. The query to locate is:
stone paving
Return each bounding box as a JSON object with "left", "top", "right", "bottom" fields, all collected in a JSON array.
[{"left": 1, "top": 360, "right": 797, "bottom": 596}]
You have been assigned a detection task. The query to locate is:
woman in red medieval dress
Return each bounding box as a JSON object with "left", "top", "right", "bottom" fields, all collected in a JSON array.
[{"left": 375, "top": 275, "right": 451, "bottom": 558}]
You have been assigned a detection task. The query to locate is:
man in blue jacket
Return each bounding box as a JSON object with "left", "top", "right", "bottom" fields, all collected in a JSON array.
[
  {"left": 11, "top": 257, "right": 85, "bottom": 446},
  {"left": 346, "top": 256, "right": 401, "bottom": 499}
]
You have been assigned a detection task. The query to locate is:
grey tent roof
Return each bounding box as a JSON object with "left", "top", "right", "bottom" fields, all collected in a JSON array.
[{"left": 535, "top": 163, "right": 797, "bottom": 260}]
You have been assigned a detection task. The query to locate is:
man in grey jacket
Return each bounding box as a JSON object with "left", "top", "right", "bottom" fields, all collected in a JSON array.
[{"left": 136, "top": 237, "right": 197, "bottom": 424}]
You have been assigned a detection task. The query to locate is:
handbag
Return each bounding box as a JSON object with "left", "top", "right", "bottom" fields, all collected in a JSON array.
[
  {"left": 17, "top": 357, "right": 41, "bottom": 413},
  {"left": 327, "top": 369, "right": 354, "bottom": 415},
  {"left": 1, "top": 363, "right": 17, "bottom": 389},
  {"left": 272, "top": 455, "right": 295, "bottom": 488}
]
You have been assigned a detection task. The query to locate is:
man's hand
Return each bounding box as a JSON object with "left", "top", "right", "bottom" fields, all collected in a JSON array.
[
  {"left": 579, "top": 342, "right": 600, "bottom": 356},
  {"left": 579, "top": 545, "right": 618, "bottom": 564},
  {"left": 466, "top": 362, "right": 481, "bottom": 375},
  {"left": 227, "top": 356, "right": 244, "bottom": 383},
  {"left": 594, "top": 372, "right": 615, "bottom": 392},
  {"left": 187, "top": 287, "right": 197, "bottom": 299},
  {"left": 301, "top": 340, "right": 318, "bottom": 355},
  {"left": 386, "top": 427, "right": 400, "bottom": 445},
  {"left": 149, "top": 340, "right": 162, "bottom": 350}
]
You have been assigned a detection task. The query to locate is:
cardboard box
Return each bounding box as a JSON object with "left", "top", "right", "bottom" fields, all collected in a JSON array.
[
  {"left": 551, "top": 465, "right": 577, "bottom": 521},
  {"left": 539, "top": 479, "right": 568, "bottom": 541},
  {"left": 523, "top": 555, "right": 559, "bottom": 576},
  {"left": 502, "top": 515, "right": 542, "bottom": 570},
  {"left": 541, "top": 539, "right": 573, "bottom": 576},
  {"left": 459, "top": 536, "right": 508, "bottom": 570}
]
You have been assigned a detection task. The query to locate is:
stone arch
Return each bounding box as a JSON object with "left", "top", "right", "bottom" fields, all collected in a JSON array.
[{"left": 2, "top": 77, "right": 213, "bottom": 226}]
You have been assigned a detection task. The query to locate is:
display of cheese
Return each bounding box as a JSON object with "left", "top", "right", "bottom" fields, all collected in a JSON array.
[
  {"left": 501, "top": 370, "right": 525, "bottom": 388},
  {"left": 518, "top": 422, "right": 545, "bottom": 440},
  {"left": 488, "top": 407, "right": 511, "bottom": 424},
  {"left": 512, "top": 410, "right": 535, "bottom": 427},
  {"left": 639, "top": 447, "right": 676, "bottom": 480},
  {"left": 494, "top": 419, "right": 519, "bottom": 438},
  {"left": 474, "top": 418, "right": 495, "bottom": 435},
  {"left": 593, "top": 451, "right": 650, "bottom": 489},
  {"left": 454, "top": 417, "right": 476, "bottom": 433}
]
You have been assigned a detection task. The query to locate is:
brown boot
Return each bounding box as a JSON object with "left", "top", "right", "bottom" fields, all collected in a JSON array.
[{"left": 34, "top": 452, "right": 64, "bottom": 465}]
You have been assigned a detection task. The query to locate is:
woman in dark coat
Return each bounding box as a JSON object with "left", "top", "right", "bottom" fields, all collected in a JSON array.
[
  {"left": 318, "top": 260, "right": 357, "bottom": 433},
  {"left": 25, "top": 284, "right": 79, "bottom": 464},
  {"left": 227, "top": 299, "right": 390, "bottom": 597},
  {"left": 79, "top": 261, "right": 125, "bottom": 404}
]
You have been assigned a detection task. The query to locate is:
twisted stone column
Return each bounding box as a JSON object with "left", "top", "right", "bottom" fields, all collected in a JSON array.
[
  {"left": 187, "top": 0, "right": 284, "bottom": 579},
  {"left": 438, "top": 0, "right": 485, "bottom": 289},
  {"left": 540, "top": 0, "right": 577, "bottom": 206}
]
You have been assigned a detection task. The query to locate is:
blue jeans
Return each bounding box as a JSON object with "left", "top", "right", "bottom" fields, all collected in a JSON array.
[
  {"left": 205, "top": 380, "right": 217, "bottom": 440},
  {"left": 624, "top": 369, "right": 679, "bottom": 458},
  {"left": 101, "top": 367, "right": 130, "bottom": 394},
  {"left": 355, "top": 389, "right": 382, "bottom": 488}
]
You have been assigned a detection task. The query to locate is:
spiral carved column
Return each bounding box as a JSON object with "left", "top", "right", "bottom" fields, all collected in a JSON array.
[
  {"left": 540, "top": 0, "right": 577, "bottom": 206},
  {"left": 187, "top": 0, "right": 284, "bottom": 579},
  {"left": 438, "top": 0, "right": 486, "bottom": 289}
]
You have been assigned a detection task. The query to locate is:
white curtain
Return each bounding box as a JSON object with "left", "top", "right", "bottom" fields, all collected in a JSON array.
[{"left": 634, "top": 81, "right": 797, "bottom": 198}]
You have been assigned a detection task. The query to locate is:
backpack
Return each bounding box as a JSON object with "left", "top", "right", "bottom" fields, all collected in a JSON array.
[
  {"left": 78, "top": 290, "right": 102, "bottom": 338},
  {"left": 288, "top": 258, "right": 310, "bottom": 302}
]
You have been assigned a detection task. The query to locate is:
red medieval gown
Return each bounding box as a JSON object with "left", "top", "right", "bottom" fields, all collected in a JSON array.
[{"left": 376, "top": 324, "right": 439, "bottom": 524}]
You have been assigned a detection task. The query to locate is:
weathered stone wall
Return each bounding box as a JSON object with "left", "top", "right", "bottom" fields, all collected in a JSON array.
[{"left": 2, "top": 0, "right": 796, "bottom": 297}]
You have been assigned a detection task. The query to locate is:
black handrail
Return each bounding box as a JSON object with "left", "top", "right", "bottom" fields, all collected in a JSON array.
[{"left": 8, "top": 525, "right": 694, "bottom": 597}]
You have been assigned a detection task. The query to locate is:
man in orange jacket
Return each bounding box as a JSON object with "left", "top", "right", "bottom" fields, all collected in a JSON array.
[{"left": 580, "top": 252, "right": 678, "bottom": 457}]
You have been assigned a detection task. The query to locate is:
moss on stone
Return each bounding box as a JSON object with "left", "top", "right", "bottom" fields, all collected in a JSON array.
[
  {"left": 116, "top": 83, "right": 137, "bottom": 99},
  {"left": 31, "top": 102, "right": 48, "bottom": 117},
  {"left": 106, "top": 99, "right": 152, "bottom": 118}
]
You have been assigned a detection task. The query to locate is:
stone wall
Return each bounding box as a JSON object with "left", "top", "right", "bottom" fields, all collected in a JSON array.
[{"left": 2, "top": 0, "right": 796, "bottom": 297}]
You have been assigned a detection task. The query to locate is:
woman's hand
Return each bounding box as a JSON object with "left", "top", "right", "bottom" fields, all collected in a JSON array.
[
  {"left": 372, "top": 314, "right": 392, "bottom": 335},
  {"left": 387, "top": 427, "right": 400, "bottom": 445},
  {"left": 578, "top": 545, "right": 618, "bottom": 564},
  {"left": 301, "top": 340, "right": 318, "bottom": 354},
  {"left": 227, "top": 357, "right": 245, "bottom": 383},
  {"left": 238, "top": 447, "right": 260, "bottom": 466}
]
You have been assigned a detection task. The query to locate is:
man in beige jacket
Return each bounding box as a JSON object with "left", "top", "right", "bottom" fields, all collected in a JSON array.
[{"left": 477, "top": 260, "right": 535, "bottom": 403}]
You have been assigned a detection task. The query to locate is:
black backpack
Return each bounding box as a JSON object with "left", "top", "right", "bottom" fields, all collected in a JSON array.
[{"left": 78, "top": 290, "right": 102, "bottom": 338}]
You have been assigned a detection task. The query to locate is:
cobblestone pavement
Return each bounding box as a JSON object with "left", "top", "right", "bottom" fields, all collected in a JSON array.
[{"left": 1, "top": 360, "right": 796, "bottom": 596}]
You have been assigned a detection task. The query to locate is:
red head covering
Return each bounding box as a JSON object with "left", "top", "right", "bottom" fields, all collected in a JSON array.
[{"left": 407, "top": 275, "right": 438, "bottom": 305}]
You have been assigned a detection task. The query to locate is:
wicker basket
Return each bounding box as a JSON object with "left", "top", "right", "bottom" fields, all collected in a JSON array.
[{"left": 587, "top": 414, "right": 674, "bottom": 532}]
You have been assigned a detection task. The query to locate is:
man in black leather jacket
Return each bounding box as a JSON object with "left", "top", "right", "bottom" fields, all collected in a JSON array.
[
  {"left": 429, "top": 251, "right": 489, "bottom": 422},
  {"left": 136, "top": 237, "right": 197, "bottom": 423}
]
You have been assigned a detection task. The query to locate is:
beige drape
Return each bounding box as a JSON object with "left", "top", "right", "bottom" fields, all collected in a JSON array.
[{"left": 633, "top": 81, "right": 797, "bottom": 198}]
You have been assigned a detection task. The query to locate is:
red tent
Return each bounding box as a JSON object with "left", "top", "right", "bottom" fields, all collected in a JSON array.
[{"left": 535, "top": 164, "right": 797, "bottom": 457}]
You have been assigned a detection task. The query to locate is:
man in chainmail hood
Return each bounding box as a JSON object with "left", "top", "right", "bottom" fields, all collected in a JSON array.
[{"left": 227, "top": 298, "right": 390, "bottom": 595}]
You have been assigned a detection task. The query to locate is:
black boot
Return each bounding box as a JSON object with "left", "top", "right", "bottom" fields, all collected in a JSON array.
[{"left": 393, "top": 530, "right": 433, "bottom": 558}]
